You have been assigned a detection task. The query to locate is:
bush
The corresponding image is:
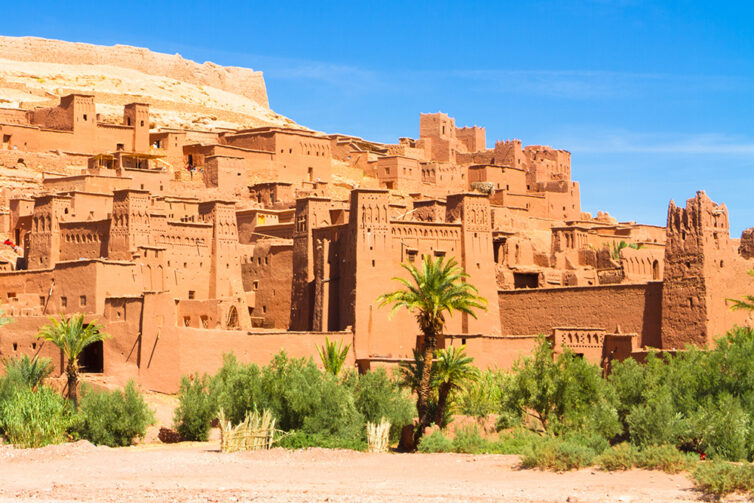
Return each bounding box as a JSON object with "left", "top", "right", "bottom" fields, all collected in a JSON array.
[
  {"left": 2, "top": 354, "right": 53, "bottom": 390},
  {"left": 596, "top": 443, "right": 638, "bottom": 471},
  {"left": 174, "top": 373, "right": 215, "bottom": 441},
  {"left": 454, "top": 371, "right": 506, "bottom": 418},
  {"left": 451, "top": 424, "right": 487, "bottom": 454},
  {"left": 418, "top": 430, "right": 453, "bottom": 453},
  {"left": 1, "top": 386, "right": 69, "bottom": 448},
  {"left": 210, "top": 354, "right": 263, "bottom": 425},
  {"left": 353, "top": 369, "right": 415, "bottom": 443},
  {"left": 520, "top": 437, "right": 597, "bottom": 471},
  {"left": 502, "top": 336, "right": 620, "bottom": 439},
  {"left": 276, "top": 430, "right": 366, "bottom": 451},
  {"left": 692, "top": 461, "right": 754, "bottom": 498},
  {"left": 71, "top": 381, "right": 155, "bottom": 447},
  {"left": 635, "top": 444, "right": 696, "bottom": 473},
  {"left": 489, "top": 429, "right": 542, "bottom": 454}
]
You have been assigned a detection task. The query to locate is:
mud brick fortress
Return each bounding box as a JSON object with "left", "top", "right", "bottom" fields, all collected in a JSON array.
[{"left": 0, "top": 94, "right": 752, "bottom": 392}]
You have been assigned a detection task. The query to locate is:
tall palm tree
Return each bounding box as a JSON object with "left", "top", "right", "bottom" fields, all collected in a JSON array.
[
  {"left": 728, "top": 270, "right": 754, "bottom": 311},
  {"left": 37, "top": 314, "right": 109, "bottom": 406},
  {"left": 377, "top": 254, "right": 486, "bottom": 446},
  {"left": 433, "top": 345, "right": 478, "bottom": 427}
]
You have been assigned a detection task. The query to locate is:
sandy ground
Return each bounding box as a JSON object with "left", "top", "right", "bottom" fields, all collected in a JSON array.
[{"left": 0, "top": 440, "right": 706, "bottom": 503}]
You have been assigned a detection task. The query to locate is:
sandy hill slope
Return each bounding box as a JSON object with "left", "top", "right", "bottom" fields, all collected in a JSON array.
[{"left": 0, "top": 36, "right": 298, "bottom": 131}]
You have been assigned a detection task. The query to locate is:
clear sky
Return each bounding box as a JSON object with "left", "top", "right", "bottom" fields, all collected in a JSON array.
[{"left": 3, "top": 1, "right": 753, "bottom": 234}]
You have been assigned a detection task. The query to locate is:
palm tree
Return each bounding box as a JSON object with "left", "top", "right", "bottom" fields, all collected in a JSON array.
[
  {"left": 37, "top": 314, "right": 109, "bottom": 406},
  {"left": 317, "top": 336, "right": 351, "bottom": 376},
  {"left": 433, "top": 345, "right": 478, "bottom": 427},
  {"left": 2, "top": 354, "right": 53, "bottom": 390},
  {"left": 377, "top": 254, "right": 486, "bottom": 446},
  {"left": 728, "top": 270, "right": 754, "bottom": 311}
]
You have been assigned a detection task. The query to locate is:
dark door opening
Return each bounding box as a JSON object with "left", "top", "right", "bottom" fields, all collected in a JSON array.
[
  {"left": 78, "top": 340, "right": 103, "bottom": 373},
  {"left": 513, "top": 272, "right": 539, "bottom": 289}
]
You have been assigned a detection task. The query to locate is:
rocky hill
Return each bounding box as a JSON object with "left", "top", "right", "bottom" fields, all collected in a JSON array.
[{"left": 0, "top": 36, "right": 296, "bottom": 131}]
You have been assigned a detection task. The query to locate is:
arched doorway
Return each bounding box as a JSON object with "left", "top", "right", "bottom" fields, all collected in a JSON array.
[
  {"left": 652, "top": 260, "right": 660, "bottom": 280},
  {"left": 226, "top": 305, "right": 240, "bottom": 329}
]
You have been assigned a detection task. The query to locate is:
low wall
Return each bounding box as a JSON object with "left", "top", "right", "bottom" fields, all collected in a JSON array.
[{"left": 498, "top": 282, "right": 663, "bottom": 348}]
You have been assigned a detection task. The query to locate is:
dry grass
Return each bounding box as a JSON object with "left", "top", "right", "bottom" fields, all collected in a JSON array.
[
  {"left": 218, "top": 409, "right": 276, "bottom": 453},
  {"left": 366, "top": 418, "right": 391, "bottom": 453}
]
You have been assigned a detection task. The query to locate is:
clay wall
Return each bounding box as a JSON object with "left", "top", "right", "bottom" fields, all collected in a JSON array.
[
  {"left": 498, "top": 282, "right": 663, "bottom": 348},
  {"left": 59, "top": 220, "right": 110, "bottom": 261},
  {"left": 375, "top": 156, "right": 422, "bottom": 192},
  {"left": 621, "top": 246, "right": 664, "bottom": 282},
  {"left": 241, "top": 239, "right": 292, "bottom": 328},
  {"left": 203, "top": 155, "right": 247, "bottom": 196},
  {"left": 455, "top": 126, "right": 486, "bottom": 153},
  {"left": 468, "top": 164, "right": 526, "bottom": 193},
  {"left": 157, "top": 221, "right": 212, "bottom": 299},
  {"left": 42, "top": 174, "right": 131, "bottom": 194}
]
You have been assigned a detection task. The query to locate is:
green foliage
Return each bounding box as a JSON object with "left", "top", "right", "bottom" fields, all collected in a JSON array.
[
  {"left": 635, "top": 444, "right": 696, "bottom": 473},
  {"left": 692, "top": 461, "right": 754, "bottom": 499},
  {"left": 36, "top": 313, "right": 109, "bottom": 404},
  {"left": 433, "top": 345, "right": 478, "bottom": 426},
  {"left": 596, "top": 443, "right": 639, "bottom": 471},
  {"left": 174, "top": 373, "right": 216, "bottom": 441},
  {"left": 610, "top": 240, "right": 640, "bottom": 260},
  {"left": 519, "top": 436, "right": 597, "bottom": 471},
  {"left": 277, "top": 430, "right": 366, "bottom": 451},
  {"left": 489, "top": 429, "right": 543, "bottom": 454},
  {"left": 210, "top": 353, "right": 263, "bottom": 425},
  {"left": 417, "top": 429, "right": 453, "bottom": 453},
  {"left": 2, "top": 354, "right": 53, "bottom": 390},
  {"left": 1, "top": 386, "right": 69, "bottom": 448},
  {"left": 71, "top": 381, "right": 155, "bottom": 447},
  {"left": 615, "top": 327, "right": 754, "bottom": 461},
  {"left": 502, "top": 335, "right": 620, "bottom": 439},
  {"left": 316, "top": 337, "right": 351, "bottom": 376},
  {"left": 37, "top": 314, "right": 109, "bottom": 364},
  {"left": 451, "top": 424, "right": 487, "bottom": 453},
  {"left": 352, "top": 369, "right": 415, "bottom": 442},
  {"left": 454, "top": 370, "right": 507, "bottom": 418},
  {"left": 258, "top": 352, "right": 362, "bottom": 441}
]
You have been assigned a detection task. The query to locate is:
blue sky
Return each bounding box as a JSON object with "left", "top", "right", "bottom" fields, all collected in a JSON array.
[{"left": 3, "top": 1, "right": 753, "bottom": 234}]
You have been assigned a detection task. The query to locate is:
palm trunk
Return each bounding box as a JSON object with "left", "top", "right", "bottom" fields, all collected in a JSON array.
[
  {"left": 434, "top": 382, "right": 451, "bottom": 427},
  {"left": 413, "top": 329, "right": 437, "bottom": 448},
  {"left": 66, "top": 358, "right": 79, "bottom": 407}
]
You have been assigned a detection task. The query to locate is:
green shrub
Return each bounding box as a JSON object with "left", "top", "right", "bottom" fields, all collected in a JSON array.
[
  {"left": 596, "top": 443, "right": 638, "bottom": 471},
  {"left": 635, "top": 444, "right": 696, "bottom": 473},
  {"left": 174, "top": 373, "right": 215, "bottom": 441},
  {"left": 454, "top": 370, "right": 507, "bottom": 418},
  {"left": 489, "top": 429, "right": 542, "bottom": 454},
  {"left": 71, "top": 381, "right": 155, "bottom": 447},
  {"left": 353, "top": 369, "right": 415, "bottom": 442},
  {"left": 688, "top": 394, "right": 751, "bottom": 461},
  {"left": 692, "top": 461, "right": 754, "bottom": 498},
  {"left": 418, "top": 430, "right": 453, "bottom": 453},
  {"left": 502, "top": 336, "right": 620, "bottom": 440},
  {"left": 1, "top": 386, "right": 69, "bottom": 448},
  {"left": 2, "top": 354, "right": 53, "bottom": 390},
  {"left": 259, "top": 352, "right": 363, "bottom": 441},
  {"left": 210, "top": 354, "right": 263, "bottom": 425},
  {"left": 451, "top": 424, "right": 487, "bottom": 453},
  {"left": 520, "top": 437, "right": 597, "bottom": 471},
  {"left": 276, "top": 430, "right": 366, "bottom": 451}
]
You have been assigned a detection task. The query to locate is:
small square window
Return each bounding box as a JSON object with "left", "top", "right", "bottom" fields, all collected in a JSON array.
[
  {"left": 39, "top": 296, "right": 45, "bottom": 306},
  {"left": 80, "top": 295, "right": 86, "bottom": 306},
  {"left": 61, "top": 296, "right": 68, "bottom": 307},
  {"left": 83, "top": 114, "right": 88, "bottom": 121},
  {"left": 253, "top": 281, "right": 259, "bottom": 290},
  {"left": 188, "top": 291, "right": 195, "bottom": 300}
]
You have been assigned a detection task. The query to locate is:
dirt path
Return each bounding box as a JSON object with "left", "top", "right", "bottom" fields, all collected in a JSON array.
[{"left": 0, "top": 441, "right": 704, "bottom": 502}]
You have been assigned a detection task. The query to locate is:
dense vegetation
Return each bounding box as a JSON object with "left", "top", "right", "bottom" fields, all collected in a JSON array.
[
  {"left": 0, "top": 354, "right": 154, "bottom": 448},
  {"left": 174, "top": 352, "right": 415, "bottom": 449}
]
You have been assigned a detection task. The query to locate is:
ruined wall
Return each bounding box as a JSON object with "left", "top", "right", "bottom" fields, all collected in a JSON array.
[
  {"left": 498, "top": 282, "right": 663, "bottom": 348},
  {"left": 0, "top": 36, "right": 269, "bottom": 108}
]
